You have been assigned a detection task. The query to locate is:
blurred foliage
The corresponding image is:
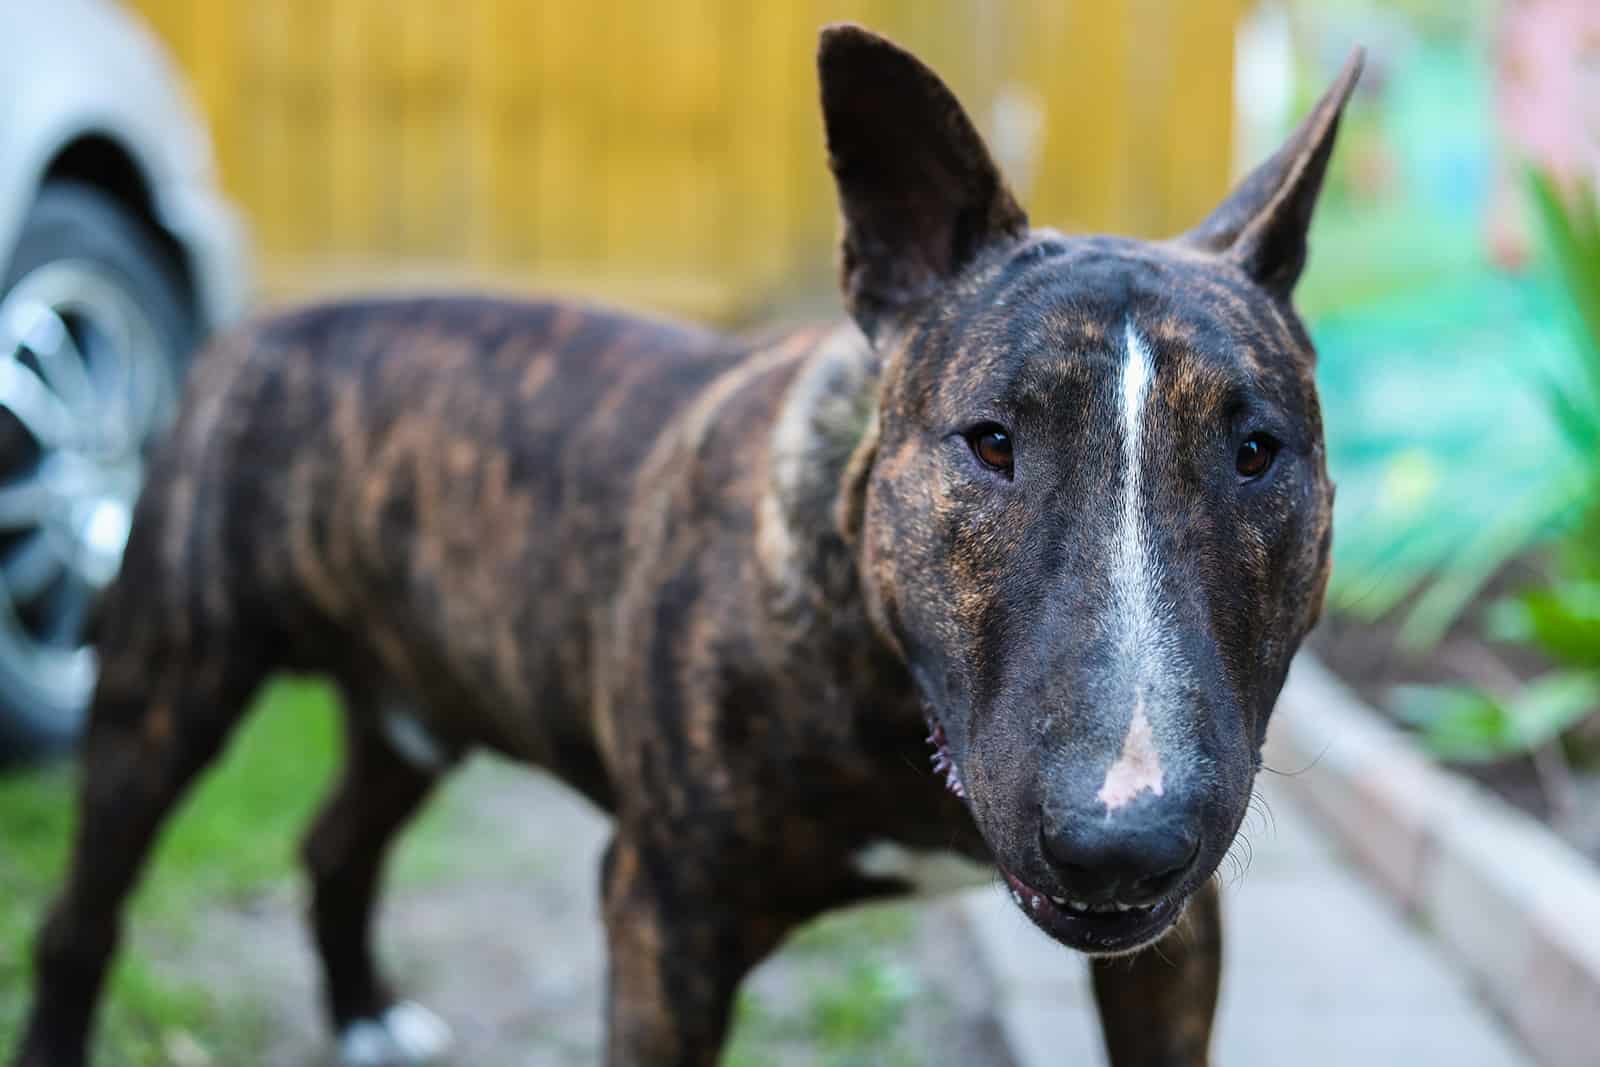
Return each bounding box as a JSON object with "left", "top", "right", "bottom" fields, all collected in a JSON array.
[
  {"left": 1399, "top": 172, "right": 1600, "bottom": 762},
  {"left": 1307, "top": 30, "right": 1579, "bottom": 647},
  {"left": 1290, "top": 3, "right": 1600, "bottom": 767},
  {"left": 1397, "top": 673, "right": 1600, "bottom": 764}
]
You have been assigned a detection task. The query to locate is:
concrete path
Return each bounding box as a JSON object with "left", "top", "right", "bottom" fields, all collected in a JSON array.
[{"left": 961, "top": 775, "right": 1536, "bottom": 1067}]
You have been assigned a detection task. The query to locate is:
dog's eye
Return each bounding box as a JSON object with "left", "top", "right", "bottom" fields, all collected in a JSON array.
[
  {"left": 965, "top": 423, "right": 1014, "bottom": 476},
  {"left": 1236, "top": 434, "right": 1278, "bottom": 480}
]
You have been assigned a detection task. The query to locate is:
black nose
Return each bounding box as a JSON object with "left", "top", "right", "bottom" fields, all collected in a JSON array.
[{"left": 1039, "top": 805, "right": 1200, "bottom": 906}]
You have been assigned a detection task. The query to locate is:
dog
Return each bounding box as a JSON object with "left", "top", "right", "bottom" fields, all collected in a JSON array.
[{"left": 15, "top": 24, "right": 1359, "bottom": 1067}]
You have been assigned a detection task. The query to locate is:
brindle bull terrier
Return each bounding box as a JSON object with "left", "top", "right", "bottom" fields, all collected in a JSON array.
[{"left": 15, "top": 25, "right": 1360, "bottom": 1067}]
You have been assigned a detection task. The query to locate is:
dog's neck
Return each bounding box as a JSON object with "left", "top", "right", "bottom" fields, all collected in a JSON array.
[
  {"left": 756, "top": 322, "right": 878, "bottom": 617},
  {"left": 754, "top": 322, "right": 918, "bottom": 725}
]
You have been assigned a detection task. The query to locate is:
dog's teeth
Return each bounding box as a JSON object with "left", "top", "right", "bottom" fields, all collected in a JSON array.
[
  {"left": 1011, "top": 889, "right": 1023, "bottom": 907},
  {"left": 1049, "top": 895, "right": 1067, "bottom": 906},
  {"left": 1030, "top": 895, "right": 1041, "bottom": 911}
]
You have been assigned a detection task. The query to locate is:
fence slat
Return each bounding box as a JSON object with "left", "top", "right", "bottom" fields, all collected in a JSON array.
[{"left": 130, "top": 0, "right": 1239, "bottom": 314}]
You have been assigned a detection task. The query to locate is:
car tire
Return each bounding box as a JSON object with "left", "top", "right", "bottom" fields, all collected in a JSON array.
[{"left": 0, "top": 180, "right": 194, "bottom": 763}]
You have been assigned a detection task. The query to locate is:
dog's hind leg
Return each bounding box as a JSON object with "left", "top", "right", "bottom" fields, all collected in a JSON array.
[
  {"left": 302, "top": 691, "right": 457, "bottom": 1067},
  {"left": 15, "top": 632, "right": 268, "bottom": 1067},
  {"left": 1090, "top": 879, "right": 1222, "bottom": 1066}
]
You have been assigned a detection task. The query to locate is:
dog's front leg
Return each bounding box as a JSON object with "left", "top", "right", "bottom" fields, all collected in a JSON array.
[
  {"left": 1089, "top": 880, "right": 1222, "bottom": 1066},
  {"left": 599, "top": 834, "right": 789, "bottom": 1067}
]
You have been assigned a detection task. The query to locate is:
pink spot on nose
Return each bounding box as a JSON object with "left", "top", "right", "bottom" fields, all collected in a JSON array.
[{"left": 1096, "top": 699, "right": 1165, "bottom": 813}]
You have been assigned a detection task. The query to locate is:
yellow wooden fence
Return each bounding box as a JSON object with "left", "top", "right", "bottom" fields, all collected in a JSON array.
[{"left": 132, "top": 0, "right": 1244, "bottom": 318}]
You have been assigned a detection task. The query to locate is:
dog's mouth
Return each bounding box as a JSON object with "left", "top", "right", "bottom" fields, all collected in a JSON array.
[
  {"left": 925, "top": 715, "right": 1182, "bottom": 955},
  {"left": 995, "top": 867, "right": 1180, "bottom": 954},
  {"left": 925, "top": 719, "right": 966, "bottom": 798}
]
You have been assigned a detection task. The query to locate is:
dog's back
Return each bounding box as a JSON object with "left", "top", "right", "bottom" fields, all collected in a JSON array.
[{"left": 105, "top": 295, "right": 753, "bottom": 793}]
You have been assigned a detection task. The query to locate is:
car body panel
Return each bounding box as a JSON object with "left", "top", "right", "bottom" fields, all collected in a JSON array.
[{"left": 0, "top": 0, "right": 251, "bottom": 328}]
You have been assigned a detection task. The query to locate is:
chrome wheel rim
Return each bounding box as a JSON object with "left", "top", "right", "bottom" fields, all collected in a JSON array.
[{"left": 0, "top": 261, "right": 178, "bottom": 724}]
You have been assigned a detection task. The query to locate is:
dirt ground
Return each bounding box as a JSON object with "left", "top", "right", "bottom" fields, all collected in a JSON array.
[{"left": 147, "top": 758, "right": 1015, "bottom": 1067}]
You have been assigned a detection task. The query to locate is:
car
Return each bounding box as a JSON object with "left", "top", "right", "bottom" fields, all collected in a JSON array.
[{"left": 0, "top": 0, "right": 251, "bottom": 761}]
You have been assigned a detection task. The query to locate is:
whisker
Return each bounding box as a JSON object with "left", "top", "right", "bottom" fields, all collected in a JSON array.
[
  {"left": 1249, "top": 788, "right": 1279, "bottom": 838},
  {"left": 1169, "top": 915, "right": 1195, "bottom": 956},
  {"left": 1220, "top": 831, "right": 1255, "bottom": 890},
  {"left": 1260, "top": 739, "right": 1330, "bottom": 777}
]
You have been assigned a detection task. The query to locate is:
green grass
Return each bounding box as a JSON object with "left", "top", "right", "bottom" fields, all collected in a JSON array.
[
  {"left": 0, "top": 676, "right": 442, "bottom": 1064},
  {"left": 1, "top": 682, "right": 926, "bottom": 1066}
]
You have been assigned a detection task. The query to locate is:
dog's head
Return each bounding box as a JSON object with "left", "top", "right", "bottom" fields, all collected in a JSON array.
[{"left": 821, "top": 26, "right": 1355, "bottom": 954}]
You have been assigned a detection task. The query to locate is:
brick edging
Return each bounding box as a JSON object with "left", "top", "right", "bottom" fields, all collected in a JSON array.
[{"left": 1269, "top": 655, "right": 1600, "bottom": 1067}]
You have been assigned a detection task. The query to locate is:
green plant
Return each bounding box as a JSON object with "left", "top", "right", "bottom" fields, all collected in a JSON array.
[
  {"left": 1398, "top": 170, "right": 1600, "bottom": 804},
  {"left": 1377, "top": 169, "right": 1600, "bottom": 647}
]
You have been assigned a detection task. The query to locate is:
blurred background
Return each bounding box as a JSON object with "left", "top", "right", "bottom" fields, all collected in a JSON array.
[
  {"left": 138, "top": 0, "right": 1243, "bottom": 314},
  {"left": 1, "top": 0, "right": 1597, "bottom": 1064}
]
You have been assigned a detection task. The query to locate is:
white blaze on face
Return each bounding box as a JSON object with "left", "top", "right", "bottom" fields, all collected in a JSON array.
[
  {"left": 1097, "top": 696, "right": 1165, "bottom": 811},
  {"left": 1099, "top": 321, "right": 1169, "bottom": 813}
]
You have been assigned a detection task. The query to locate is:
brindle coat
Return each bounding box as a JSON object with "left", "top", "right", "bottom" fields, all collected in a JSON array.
[{"left": 15, "top": 26, "right": 1359, "bottom": 1067}]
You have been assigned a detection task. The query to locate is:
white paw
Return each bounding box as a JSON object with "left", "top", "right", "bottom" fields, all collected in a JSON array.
[{"left": 338, "top": 1001, "right": 453, "bottom": 1066}]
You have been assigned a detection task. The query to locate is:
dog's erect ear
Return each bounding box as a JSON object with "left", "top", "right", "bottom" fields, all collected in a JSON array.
[
  {"left": 819, "top": 24, "right": 1028, "bottom": 340},
  {"left": 1180, "top": 48, "right": 1364, "bottom": 297}
]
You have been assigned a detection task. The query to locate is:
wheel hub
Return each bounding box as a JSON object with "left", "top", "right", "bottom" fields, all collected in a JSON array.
[
  {"left": 0, "top": 260, "right": 176, "bottom": 715},
  {"left": 48, "top": 451, "right": 142, "bottom": 589}
]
